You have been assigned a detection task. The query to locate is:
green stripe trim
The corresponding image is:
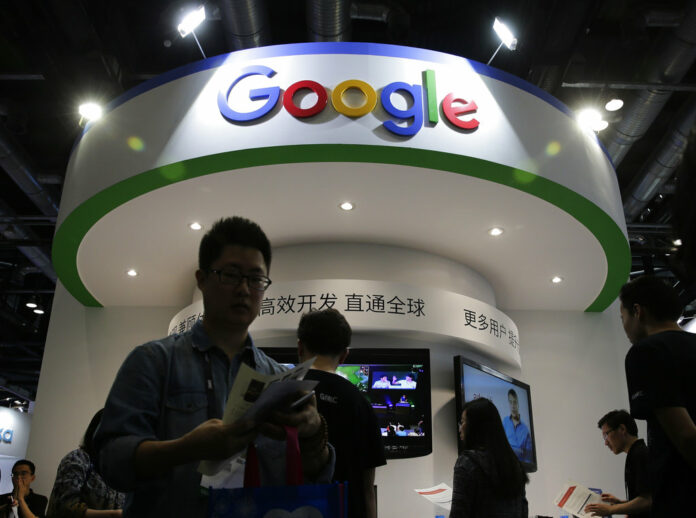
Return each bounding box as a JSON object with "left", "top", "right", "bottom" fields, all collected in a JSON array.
[{"left": 53, "top": 144, "right": 630, "bottom": 311}]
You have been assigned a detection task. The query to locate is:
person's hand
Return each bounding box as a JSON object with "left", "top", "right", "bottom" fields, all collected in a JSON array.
[
  {"left": 260, "top": 391, "right": 322, "bottom": 440},
  {"left": 15, "top": 478, "right": 30, "bottom": 500},
  {"left": 600, "top": 493, "right": 621, "bottom": 504},
  {"left": 584, "top": 502, "right": 613, "bottom": 516},
  {"left": 181, "top": 418, "right": 257, "bottom": 460},
  {"left": 111, "top": 510, "right": 123, "bottom": 517}
]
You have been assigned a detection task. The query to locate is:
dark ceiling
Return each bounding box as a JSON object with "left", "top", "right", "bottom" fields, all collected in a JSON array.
[{"left": 1, "top": 0, "right": 695, "bottom": 403}]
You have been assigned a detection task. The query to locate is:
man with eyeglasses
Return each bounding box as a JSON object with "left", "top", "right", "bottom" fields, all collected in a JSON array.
[
  {"left": 95, "top": 217, "right": 333, "bottom": 517},
  {"left": 0, "top": 459, "right": 47, "bottom": 518},
  {"left": 584, "top": 410, "right": 650, "bottom": 518}
]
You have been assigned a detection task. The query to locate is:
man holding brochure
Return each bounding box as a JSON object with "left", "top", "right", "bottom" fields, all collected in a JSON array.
[
  {"left": 584, "top": 410, "right": 650, "bottom": 517},
  {"left": 95, "top": 217, "right": 333, "bottom": 517}
]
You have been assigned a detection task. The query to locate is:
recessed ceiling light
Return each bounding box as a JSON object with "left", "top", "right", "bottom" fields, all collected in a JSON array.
[
  {"left": 339, "top": 201, "right": 354, "bottom": 211},
  {"left": 127, "top": 269, "right": 138, "bottom": 277},
  {"left": 189, "top": 222, "right": 202, "bottom": 230},
  {"left": 25, "top": 301, "right": 37, "bottom": 309},
  {"left": 605, "top": 99, "right": 624, "bottom": 111},
  {"left": 551, "top": 276, "right": 563, "bottom": 284},
  {"left": 488, "top": 227, "right": 504, "bottom": 236},
  {"left": 673, "top": 238, "right": 682, "bottom": 246},
  {"left": 33, "top": 308, "right": 45, "bottom": 315}
]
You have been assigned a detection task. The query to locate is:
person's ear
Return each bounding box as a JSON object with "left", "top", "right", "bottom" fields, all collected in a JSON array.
[
  {"left": 338, "top": 348, "right": 349, "bottom": 364},
  {"left": 195, "top": 269, "right": 206, "bottom": 290}
]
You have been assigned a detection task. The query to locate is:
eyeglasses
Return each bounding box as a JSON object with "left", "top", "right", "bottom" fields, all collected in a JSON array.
[
  {"left": 602, "top": 428, "right": 616, "bottom": 440},
  {"left": 208, "top": 268, "right": 272, "bottom": 291},
  {"left": 11, "top": 471, "right": 32, "bottom": 478}
]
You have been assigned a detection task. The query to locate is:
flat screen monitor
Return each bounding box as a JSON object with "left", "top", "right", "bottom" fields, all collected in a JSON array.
[
  {"left": 453, "top": 356, "right": 537, "bottom": 473},
  {"left": 262, "top": 347, "right": 432, "bottom": 459}
]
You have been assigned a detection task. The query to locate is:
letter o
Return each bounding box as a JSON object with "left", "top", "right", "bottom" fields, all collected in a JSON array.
[
  {"left": 331, "top": 80, "right": 377, "bottom": 117},
  {"left": 283, "top": 80, "right": 328, "bottom": 118}
]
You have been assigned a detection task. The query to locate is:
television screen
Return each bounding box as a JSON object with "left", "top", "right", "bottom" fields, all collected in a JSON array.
[
  {"left": 453, "top": 356, "right": 537, "bottom": 472},
  {"left": 262, "top": 347, "right": 432, "bottom": 459}
]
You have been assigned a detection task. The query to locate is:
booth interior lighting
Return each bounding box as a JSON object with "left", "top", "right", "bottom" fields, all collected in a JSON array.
[
  {"left": 178, "top": 6, "right": 206, "bottom": 37},
  {"left": 488, "top": 227, "right": 504, "bottom": 237},
  {"left": 339, "top": 201, "right": 354, "bottom": 211},
  {"left": 78, "top": 102, "right": 103, "bottom": 122},
  {"left": 493, "top": 18, "right": 517, "bottom": 50},
  {"left": 551, "top": 276, "right": 563, "bottom": 284},
  {"left": 33, "top": 308, "right": 45, "bottom": 314},
  {"left": 673, "top": 238, "right": 682, "bottom": 246},
  {"left": 127, "top": 269, "right": 138, "bottom": 277},
  {"left": 189, "top": 222, "right": 203, "bottom": 230},
  {"left": 605, "top": 99, "right": 624, "bottom": 111},
  {"left": 25, "top": 300, "right": 37, "bottom": 309},
  {"left": 576, "top": 108, "right": 607, "bottom": 132}
]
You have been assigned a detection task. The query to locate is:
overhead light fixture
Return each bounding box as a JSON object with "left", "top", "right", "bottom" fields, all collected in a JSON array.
[
  {"left": 576, "top": 108, "right": 607, "bottom": 132},
  {"left": 551, "top": 276, "right": 563, "bottom": 284},
  {"left": 78, "top": 102, "right": 103, "bottom": 125},
  {"left": 25, "top": 297, "right": 38, "bottom": 309},
  {"left": 339, "top": 201, "right": 354, "bottom": 211},
  {"left": 33, "top": 308, "right": 45, "bottom": 315},
  {"left": 189, "top": 222, "right": 202, "bottom": 230},
  {"left": 488, "top": 227, "right": 504, "bottom": 237},
  {"left": 488, "top": 17, "right": 517, "bottom": 65},
  {"left": 127, "top": 269, "right": 138, "bottom": 277},
  {"left": 594, "top": 120, "right": 609, "bottom": 132},
  {"left": 673, "top": 238, "right": 682, "bottom": 246},
  {"left": 177, "top": 6, "right": 207, "bottom": 58},
  {"left": 605, "top": 99, "right": 624, "bottom": 112}
]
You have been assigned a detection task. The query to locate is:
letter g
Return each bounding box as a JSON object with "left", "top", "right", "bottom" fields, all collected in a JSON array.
[{"left": 218, "top": 65, "right": 280, "bottom": 122}]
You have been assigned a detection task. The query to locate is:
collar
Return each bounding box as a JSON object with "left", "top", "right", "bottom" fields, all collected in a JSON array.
[{"left": 191, "top": 319, "right": 255, "bottom": 355}]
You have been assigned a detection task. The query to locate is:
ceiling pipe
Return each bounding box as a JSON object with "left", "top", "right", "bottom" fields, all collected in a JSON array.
[
  {"left": 0, "top": 124, "right": 58, "bottom": 217},
  {"left": 0, "top": 199, "right": 56, "bottom": 282},
  {"left": 218, "top": 0, "right": 270, "bottom": 50},
  {"left": 624, "top": 94, "right": 696, "bottom": 221},
  {"left": 602, "top": 0, "right": 696, "bottom": 169},
  {"left": 307, "top": 0, "right": 351, "bottom": 42}
]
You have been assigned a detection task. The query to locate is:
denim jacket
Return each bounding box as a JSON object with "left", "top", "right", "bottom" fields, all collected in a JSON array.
[{"left": 95, "top": 321, "right": 334, "bottom": 517}]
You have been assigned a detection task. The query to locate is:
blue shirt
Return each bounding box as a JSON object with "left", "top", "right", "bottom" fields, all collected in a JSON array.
[
  {"left": 502, "top": 415, "right": 532, "bottom": 463},
  {"left": 95, "top": 321, "right": 334, "bottom": 518}
]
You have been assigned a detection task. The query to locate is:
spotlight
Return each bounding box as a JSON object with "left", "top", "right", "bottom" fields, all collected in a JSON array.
[
  {"left": 488, "top": 18, "right": 517, "bottom": 66},
  {"left": 177, "top": 6, "right": 206, "bottom": 37},
  {"left": 488, "top": 227, "right": 504, "bottom": 237},
  {"left": 551, "top": 276, "right": 563, "bottom": 284},
  {"left": 78, "top": 102, "right": 103, "bottom": 124},
  {"left": 605, "top": 99, "right": 624, "bottom": 112},
  {"left": 339, "top": 201, "right": 354, "bottom": 211}
]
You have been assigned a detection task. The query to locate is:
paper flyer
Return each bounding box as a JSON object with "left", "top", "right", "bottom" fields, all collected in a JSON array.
[
  {"left": 414, "top": 483, "right": 452, "bottom": 511},
  {"left": 554, "top": 481, "right": 602, "bottom": 518},
  {"left": 199, "top": 357, "right": 317, "bottom": 476}
]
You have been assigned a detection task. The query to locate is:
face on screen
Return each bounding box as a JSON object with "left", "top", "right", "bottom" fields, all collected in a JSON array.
[{"left": 461, "top": 365, "right": 534, "bottom": 464}]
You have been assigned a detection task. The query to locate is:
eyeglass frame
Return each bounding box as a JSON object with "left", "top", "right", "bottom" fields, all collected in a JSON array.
[
  {"left": 11, "top": 470, "right": 33, "bottom": 478},
  {"left": 602, "top": 427, "right": 616, "bottom": 440},
  {"left": 207, "top": 268, "right": 272, "bottom": 291}
]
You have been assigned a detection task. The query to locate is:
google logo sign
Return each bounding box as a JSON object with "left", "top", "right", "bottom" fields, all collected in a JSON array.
[{"left": 218, "top": 65, "right": 479, "bottom": 137}]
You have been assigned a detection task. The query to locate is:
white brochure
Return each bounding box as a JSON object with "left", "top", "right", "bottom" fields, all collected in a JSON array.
[
  {"left": 199, "top": 357, "right": 318, "bottom": 477},
  {"left": 554, "top": 481, "right": 602, "bottom": 518},
  {"left": 414, "top": 483, "right": 453, "bottom": 511}
]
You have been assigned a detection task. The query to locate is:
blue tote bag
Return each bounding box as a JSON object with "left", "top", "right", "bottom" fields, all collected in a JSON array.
[{"left": 208, "top": 427, "right": 347, "bottom": 518}]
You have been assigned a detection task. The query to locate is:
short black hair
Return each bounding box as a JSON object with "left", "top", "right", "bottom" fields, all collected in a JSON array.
[
  {"left": 597, "top": 409, "right": 638, "bottom": 437},
  {"left": 619, "top": 275, "right": 683, "bottom": 322},
  {"left": 507, "top": 389, "right": 518, "bottom": 399},
  {"left": 12, "top": 459, "right": 35, "bottom": 475},
  {"left": 198, "top": 217, "right": 271, "bottom": 272},
  {"left": 297, "top": 308, "right": 352, "bottom": 357}
]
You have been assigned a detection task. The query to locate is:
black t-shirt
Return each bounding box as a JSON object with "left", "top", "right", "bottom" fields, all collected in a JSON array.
[
  {"left": 624, "top": 438, "right": 650, "bottom": 518},
  {"left": 304, "top": 369, "right": 387, "bottom": 518},
  {"left": 0, "top": 490, "right": 48, "bottom": 518},
  {"left": 625, "top": 330, "right": 696, "bottom": 517}
]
